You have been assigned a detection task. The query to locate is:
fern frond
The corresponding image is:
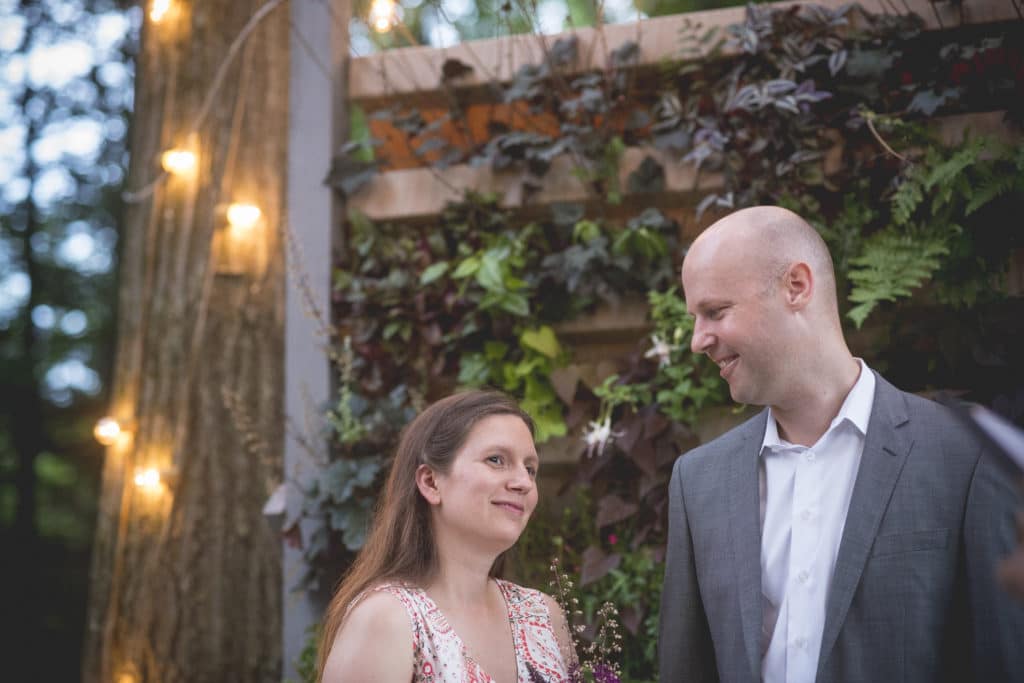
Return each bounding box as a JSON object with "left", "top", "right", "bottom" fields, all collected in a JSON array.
[
  {"left": 965, "top": 175, "right": 1015, "bottom": 215},
  {"left": 891, "top": 172, "right": 925, "bottom": 225},
  {"left": 846, "top": 230, "right": 950, "bottom": 328},
  {"left": 924, "top": 137, "right": 988, "bottom": 191}
]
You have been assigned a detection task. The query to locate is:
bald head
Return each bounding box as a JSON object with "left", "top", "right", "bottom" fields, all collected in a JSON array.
[{"left": 687, "top": 206, "right": 838, "bottom": 316}]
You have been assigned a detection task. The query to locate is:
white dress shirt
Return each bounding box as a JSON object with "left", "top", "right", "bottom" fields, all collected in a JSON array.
[{"left": 760, "top": 360, "right": 875, "bottom": 683}]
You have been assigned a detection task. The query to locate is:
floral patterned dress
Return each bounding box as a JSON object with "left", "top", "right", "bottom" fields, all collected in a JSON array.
[{"left": 371, "top": 579, "right": 570, "bottom": 683}]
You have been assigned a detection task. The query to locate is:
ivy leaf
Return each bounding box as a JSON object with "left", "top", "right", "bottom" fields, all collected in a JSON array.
[
  {"left": 550, "top": 366, "right": 581, "bottom": 405},
  {"left": 452, "top": 255, "right": 480, "bottom": 279},
  {"left": 628, "top": 155, "right": 666, "bottom": 194},
  {"left": 549, "top": 35, "right": 578, "bottom": 68},
  {"left": 498, "top": 292, "right": 530, "bottom": 317},
  {"left": 441, "top": 57, "right": 474, "bottom": 82},
  {"left": 580, "top": 546, "right": 621, "bottom": 586},
  {"left": 520, "top": 326, "right": 561, "bottom": 359},
  {"left": 908, "top": 88, "right": 961, "bottom": 116},
  {"left": 596, "top": 493, "right": 638, "bottom": 527},
  {"left": 419, "top": 261, "right": 449, "bottom": 285},
  {"left": 323, "top": 154, "right": 378, "bottom": 197},
  {"left": 551, "top": 202, "right": 584, "bottom": 227},
  {"left": 476, "top": 251, "right": 504, "bottom": 291},
  {"left": 610, "top": 41, "right": 639, "bottom": 68},
  {"left": 844, "top": 49, "right": 894, "bottom": 79},
  {"left": 828, "top": 49, "right": 847, "bottom": 76}
]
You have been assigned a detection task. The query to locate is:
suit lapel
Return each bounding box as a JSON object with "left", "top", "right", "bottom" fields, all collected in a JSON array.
[
  {"left": 816, "top": 374, "right": 913, "bottom": 677},
  {"left": 727, "top": 410, "right": 768, "bottom": 681}
]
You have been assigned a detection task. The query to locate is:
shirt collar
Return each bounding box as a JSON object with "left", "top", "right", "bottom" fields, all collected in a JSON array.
[{"left": 761, "top": 359, "right": 875, "bottom": 453}]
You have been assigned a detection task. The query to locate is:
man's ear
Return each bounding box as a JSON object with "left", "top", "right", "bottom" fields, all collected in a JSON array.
[
  {"left": 783, "top": 262, "right": 813, "bottom": 310},
  {"left": 415, "top": 464, "right": 442, "bottom": 505}
]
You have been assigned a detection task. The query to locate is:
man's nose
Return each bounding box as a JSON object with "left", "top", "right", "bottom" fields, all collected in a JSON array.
[{"left": 691, "top": 319, "right": 713, "bottom": 354}]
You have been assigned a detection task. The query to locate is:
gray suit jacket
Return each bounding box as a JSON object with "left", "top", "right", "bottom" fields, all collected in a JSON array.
[{"left": 659, "top": 373, "right": 1024, "bottom": 682}]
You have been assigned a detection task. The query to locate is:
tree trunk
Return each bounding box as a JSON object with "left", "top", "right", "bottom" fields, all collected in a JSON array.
[{"left": 83, "top": 2, "right": 288, "bottom": 681}]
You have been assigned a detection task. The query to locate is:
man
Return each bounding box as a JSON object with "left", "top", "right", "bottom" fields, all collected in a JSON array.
[{"left": 659, "top": 206, "right": 1024, "bottom": 682}]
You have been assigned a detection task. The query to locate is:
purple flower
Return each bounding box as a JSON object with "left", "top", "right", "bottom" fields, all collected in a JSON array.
[{"left": 592, "top": 664, "right": 621, "bottom": 683}]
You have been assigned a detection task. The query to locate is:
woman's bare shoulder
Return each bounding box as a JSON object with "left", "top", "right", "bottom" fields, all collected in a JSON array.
[{"left": 321, "top": 589, "right": 414, "bottom": 682}]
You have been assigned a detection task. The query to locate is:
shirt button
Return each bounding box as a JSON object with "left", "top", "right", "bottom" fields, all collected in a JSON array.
[
  {"left": 798, "top": 570, "right": 810, "bottom": 583},
  {"left": 801, "top": 509, "right": 812, "bottom": 521},
  {"left": 793, "top": 637, "right": 807, "bottom": 649},
  {"left": 804, "top": 451, "right": 816, "bottom": 461}
]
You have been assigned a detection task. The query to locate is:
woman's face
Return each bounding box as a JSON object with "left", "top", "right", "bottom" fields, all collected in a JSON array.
[{"left": 429, "top": 414, "right": 539, "bottom": 554}]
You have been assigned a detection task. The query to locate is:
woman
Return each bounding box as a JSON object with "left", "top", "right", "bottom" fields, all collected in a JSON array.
[{"left": 318, "top": 390, "right": 574, "bottom": 682}]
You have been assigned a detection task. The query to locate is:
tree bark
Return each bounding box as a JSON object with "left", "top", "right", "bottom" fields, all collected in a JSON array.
[{"left": 83, "top": 2, "right": 288, "bottom": 681}]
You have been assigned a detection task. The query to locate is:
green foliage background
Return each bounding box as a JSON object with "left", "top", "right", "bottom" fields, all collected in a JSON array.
[{"left": 295, "top": 2, "right": 1023, "bottom": 680}]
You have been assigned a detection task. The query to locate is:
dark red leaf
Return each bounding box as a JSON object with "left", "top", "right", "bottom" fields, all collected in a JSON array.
[{"left": 580, "top": 546, "right": 621, "bottom": 586}]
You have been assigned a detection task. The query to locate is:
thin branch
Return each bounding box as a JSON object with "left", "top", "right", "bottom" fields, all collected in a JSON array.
[{"left": 865, "top": 115, "right": 907, "bottom": 163}]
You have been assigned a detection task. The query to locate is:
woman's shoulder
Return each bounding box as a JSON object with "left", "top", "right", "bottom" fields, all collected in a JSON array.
[
  {"left": 321, "top": 587, "right": 416, "bottom": 682},
  {"left": 342, "top": 587, "right": 413, "bottom": 638}
]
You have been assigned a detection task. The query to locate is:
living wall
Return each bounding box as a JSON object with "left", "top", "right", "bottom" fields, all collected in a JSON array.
[{"left": 292, "top": 3, "right": 1023, "bottom": 680}]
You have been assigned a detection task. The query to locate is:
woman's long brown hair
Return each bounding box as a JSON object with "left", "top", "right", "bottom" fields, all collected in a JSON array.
[{"left": 316, "top": 390, "right": 534, "bottom": 680}]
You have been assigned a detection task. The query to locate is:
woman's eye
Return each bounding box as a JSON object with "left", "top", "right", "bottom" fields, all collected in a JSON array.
[
  {"left": 486, "top": 454, "right": 503, "bottom": 465},
  {"left": 526, "top": 466, "right": 537, "bottom": 477}
]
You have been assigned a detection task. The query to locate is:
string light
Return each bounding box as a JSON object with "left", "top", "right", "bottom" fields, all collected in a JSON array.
[
  {"left": 160, "top": 148, "right": 197, "bottom": 176},
  {"left": 226, "top": 203, "right": 262, "bottom": 230},
  {"left": 149, "top": 0, "right": 171, "bottom": 23},
  {"left": 369, "top": 0, "right": 400, "bottom": 33},
  {"left": 134, "top": 467, "right": 164, "bottom": 492},
  {"left": 94, "top": 417, "right": 132, "bottom": 446}
]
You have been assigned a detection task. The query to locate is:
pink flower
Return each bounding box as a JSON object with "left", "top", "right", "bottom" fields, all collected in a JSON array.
[{"left": 608, "top": 534, "right": 618, "bottom": 545}]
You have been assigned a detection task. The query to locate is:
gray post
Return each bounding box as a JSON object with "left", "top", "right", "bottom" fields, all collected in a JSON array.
[{"left": 284, "top": 0, "right": 349, "bottom": 678}]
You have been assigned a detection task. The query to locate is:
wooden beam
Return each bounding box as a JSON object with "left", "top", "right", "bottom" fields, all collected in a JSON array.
[
  {"left": 349, "top": 0, "right": 1016, "bottom": 104},
  {"left": 346, "top": 110, "right": 1016, "bottom": 223},
  {"left": 348, "top": 147, "right": 722, "bottom": 221}
]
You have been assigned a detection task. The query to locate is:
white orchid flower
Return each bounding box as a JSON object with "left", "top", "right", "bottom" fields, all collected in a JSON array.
[
  {"left": 644, "top": 333, "right": 674, "bottom": 368},
  {"left": 583, "top": 416, "right": 623, "bottom": 458}
]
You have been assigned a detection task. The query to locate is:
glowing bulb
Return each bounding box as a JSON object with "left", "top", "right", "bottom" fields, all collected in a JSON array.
[
  {"left": 369, "top": 0, "right": 398, "bottom": 32},
  {"left": 134, "top": 468, "right": 162, "bottom": 492},
  {"left": 94, "top": 417, "right": 123, "bottom": 446},
  {"left": 160, "top": 148, "right": 197, "bottom": 176},
  {"left": 117, "top": 673, "right": 137, "bottom": 683},
  {"left": 150, "top": 0, "right": 171, "bottom": 23},
  {"left": 226, "top": 203, "right": 262, "bottom": 230}
]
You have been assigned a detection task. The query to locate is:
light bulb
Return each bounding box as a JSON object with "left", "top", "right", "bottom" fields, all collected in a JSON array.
[
  {"left": 226, "top": 203, "right": 261, "bottom": 230},
  {"left": 94, "top": 417, "right": 123, "bottom": 446},
  {"left": 369, "top": 0, "right": 398, "bottom": 33},
  {"left": 150, "top": 0, "right": 171, "bottom": 23},
  {"left": 160, "top": 148, "right": 197, "bottom": 176},
  {"left": 134, "top": 467, "right": 162, "bottom": 492}
]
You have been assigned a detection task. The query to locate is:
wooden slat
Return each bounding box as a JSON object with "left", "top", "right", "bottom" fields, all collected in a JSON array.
[
  {"left": 347, "top": 147, "right": 722, "bottom": 221},
  {"left": 349, "top": 0, "right": 1017, "bottom": 104}
]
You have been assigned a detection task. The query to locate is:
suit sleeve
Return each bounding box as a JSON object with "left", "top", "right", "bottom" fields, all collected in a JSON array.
[
  {"left": 963, "top": 448, "right": 1024, "bottom": 680},
  {"left": 659, "top": 456, "right": 719, "bottom": 682}
]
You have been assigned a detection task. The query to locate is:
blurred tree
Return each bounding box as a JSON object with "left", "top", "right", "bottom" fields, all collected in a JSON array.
[
  {"left": 80, "top": 0, "right": 287, "bottom": 681},
  {"left": 0, "top": 0, "right": 137, "bottom": 680}
]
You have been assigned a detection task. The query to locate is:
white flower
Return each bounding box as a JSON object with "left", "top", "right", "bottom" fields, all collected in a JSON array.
[
  {"left": 583, "top": 416, "right": 623, "bottom": 458},
  {"left": 644, "top": 334, "right": 674, "bottom": 368}
]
